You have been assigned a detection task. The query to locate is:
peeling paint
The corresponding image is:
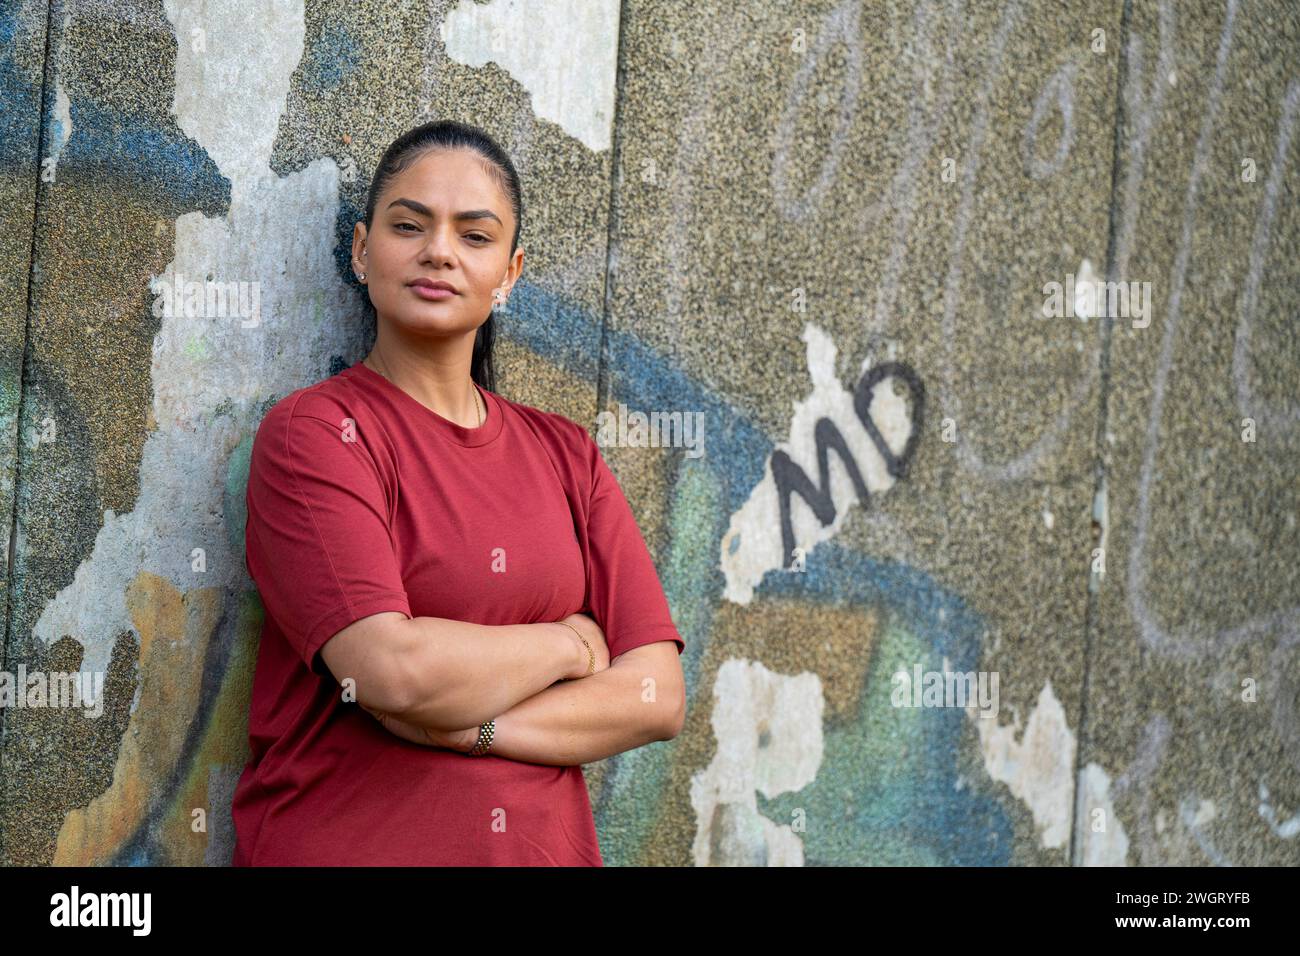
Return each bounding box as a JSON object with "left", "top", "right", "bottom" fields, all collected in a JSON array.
[
  {"left": 53, "top": 573, "right": 222, "bottom": 864},
  {"left": 1089, "top": 472, "right": 1108, "bottom": 594},
  {"left": 1076, "top": 761, "right": 1129, "bottom": 865},
  {"left": 46, "top": 78, "right": 73, "bottom": 181},
  {"left": 441, "top": 0, "right": 619, "bottom": 152},
  {"left": 689, "top": 659, "right": 824, "bottom": 865},
  {"left": 1181, "top": 795, "right": 1232, "bottom": 865},
  {"left": 1072, "top": 257, "right": 1102, "bottom": 320},
  {"left": 29, "top": 0, "right": 364, "bottom": 709},
  {"left": 971, "top": 679, "right": 1075, "bottom": 850}
]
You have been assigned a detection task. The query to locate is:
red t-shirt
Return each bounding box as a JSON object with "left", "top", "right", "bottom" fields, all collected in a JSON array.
[{"left": 231, "top": 361, "right": 684, "bottom": 866}]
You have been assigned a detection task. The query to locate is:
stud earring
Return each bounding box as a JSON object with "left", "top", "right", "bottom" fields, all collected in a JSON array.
[{"left": 358, "top": 272, "right": 367, "bottom": 282}]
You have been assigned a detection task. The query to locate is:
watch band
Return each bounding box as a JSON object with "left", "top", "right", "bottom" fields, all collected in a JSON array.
[{"left": 466, "top": 719, "right": 495, "bottom": 756}]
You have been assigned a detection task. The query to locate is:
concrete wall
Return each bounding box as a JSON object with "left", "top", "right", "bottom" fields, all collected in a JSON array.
[{"left": 0, "top": 0, "right": 1296, "bottom": 865}]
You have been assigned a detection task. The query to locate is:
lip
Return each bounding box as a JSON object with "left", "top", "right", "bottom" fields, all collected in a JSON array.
[{"left": 408, "top": 278, "right": 458, "bottom": 301}]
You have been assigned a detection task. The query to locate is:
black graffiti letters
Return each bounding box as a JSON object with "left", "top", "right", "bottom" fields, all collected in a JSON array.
[{"left": 771, "top": 362, "right": 925, "bottom": 569}]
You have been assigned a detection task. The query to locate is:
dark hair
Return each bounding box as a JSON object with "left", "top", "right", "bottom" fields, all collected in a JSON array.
[{"left": 361, "top": 120, "right": 523, "bottom": 394}]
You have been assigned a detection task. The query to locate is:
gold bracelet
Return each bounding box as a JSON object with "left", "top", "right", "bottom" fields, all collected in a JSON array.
[{"left": 557, "top": 621, "right": 594, "bottom": 678}]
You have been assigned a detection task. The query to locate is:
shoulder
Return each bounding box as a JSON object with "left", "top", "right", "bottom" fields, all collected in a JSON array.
[
  {"left": 251, "top": 371, "right": 382, "bottom": 469},
  {"left": 495, "top": 392, "right": 597, "bottom": 462},
  {"left": 257, "top": 371, "right": 359, "bottom": 432},
  {"left": 261, "top": 369, "right": 361, "bottom": 421}
]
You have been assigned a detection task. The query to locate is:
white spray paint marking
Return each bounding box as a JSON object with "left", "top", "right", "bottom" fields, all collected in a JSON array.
[
  {"left": 1022, "top": 57, "right": 1078, "bottom": 181},
  {"left": 1180, "top": 795, "right": 1233, "bottom": 865},
  {"left": 689, "top": 659, "right": 824, "bottom": 866},
  {"left": 1186, "top": 797, "right": 1216, "bottom": 827},
  {"left": 1076, "top": 762, "right": 1129, "bottom": 865},
  {"left": 719, "top": 323, "right": 916, "bottom": 605},
  {"left": 657, "top": 20, "right": 738, "bottom": 338},
  {"left": 864, "top": 0, "right": 960, "bottom": 334},
  {"left": 937, "top": 0, "right": 1093, "bottom": 484},
  {"left": 1233, "top": 77, "right": 1300, "bottom": 431},
  {"left": 440, "top": 0, "right": 619, "bottom": 152},
  {"left": 1259, "top": 782, "right": 1300, "bottom": 839},
  {"left": 31, "top": 0, "right": 364, "bottom": 706},
  {"left": 1102, "top": 714, "right": 1171, "bottom": 865},
  {"left": 1126, "top": 0, "right": 1300, "bottom": 661},
  {"left": 971, "top": 680, "right": 1075, "bottom": 850},
  {"left": 769, "top": 0, "right": 861, "bottom": 223}
]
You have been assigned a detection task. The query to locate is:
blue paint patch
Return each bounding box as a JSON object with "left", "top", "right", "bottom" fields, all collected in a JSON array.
[
  {"left": 50, "top": 94, "right": 229, "bottom": 211},
  {"left": 503, "top": 281, "right": 775, "bottom": 503},
  {"left": 0, "top": 7, "right": 42, "bottom": 168},
  {"left": 301, "top": 21, "right": 362, "bottom": 92},
  {"left": 754, "top": 542, "right": 1012, "bottom": 865},
  {"left": 0, "top": 7, "right": 228, "bottom": 211}
]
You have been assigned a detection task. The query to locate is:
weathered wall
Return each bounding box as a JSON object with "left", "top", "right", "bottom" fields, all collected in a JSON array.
[{"left": 0, "top": 0, "right": 1296, "bottom": 866}]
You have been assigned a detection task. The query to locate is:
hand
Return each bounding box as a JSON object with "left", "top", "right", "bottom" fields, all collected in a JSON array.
[
  {"left": 360, "top": 704, "right": 479, "bottom": 753},
  {"left": 559, "top": 611, "right": 611, "bottom": 680}
]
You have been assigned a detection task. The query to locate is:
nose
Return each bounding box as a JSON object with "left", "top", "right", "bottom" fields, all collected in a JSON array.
[{"left": 418, "top": 224, "right": 457, "bottom": 266}]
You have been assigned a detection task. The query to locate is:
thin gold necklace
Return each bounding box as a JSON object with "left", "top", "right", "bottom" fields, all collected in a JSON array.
[{"left": 365, "top": 354, "right": 483, "bottom": 428}]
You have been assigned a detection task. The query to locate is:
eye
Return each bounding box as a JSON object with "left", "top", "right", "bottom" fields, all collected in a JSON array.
[
  {"left": 466, "top": 233, "right": 490, "bottom": 243},
  {"left": 395, "top": 222, "right": 419, "bottom": 232}
]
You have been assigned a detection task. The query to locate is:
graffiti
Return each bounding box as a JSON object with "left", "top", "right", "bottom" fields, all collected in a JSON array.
[
  {"left": 1022, "top": 56, "right": 1080, "bottom": 182},
  {"left": 1234, "top": 77, "right": 1300, "bottom": 432},
  {"left": 1069, "top": 0, "right": 1300, "bottom": 865},
  {"left": 1107, "top": 714, "right": 1171, "bottom": 866},
  {"left": 769, "top": 0, "right": 861, "bottom": 223},
  {"left": 720, "top": 324, "right": 922, "bottom": 606},
  {"left": 1258, "top": 781, "right": 1300, "bottom": 839},
  {"left": 771, "top": 361, "right": 924, "bottom": 570},
  {"left": 4, "top": 0, "right": 1296, "bottom": 870},
  {"left": 1128, "top": 0, "right": 1300, "bottom": 664}
]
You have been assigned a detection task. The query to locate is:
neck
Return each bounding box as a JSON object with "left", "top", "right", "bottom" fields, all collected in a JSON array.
[{"left": 366, "top": 348, "right": 483, "bottom": 429}]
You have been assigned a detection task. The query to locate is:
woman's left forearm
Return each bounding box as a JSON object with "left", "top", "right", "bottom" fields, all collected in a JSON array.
[
  {"left": 487, "top": 663, "right": 679, "bottom": 765},
  {"left": 366, "top": 660, "right": 680, "bottom": 765}
]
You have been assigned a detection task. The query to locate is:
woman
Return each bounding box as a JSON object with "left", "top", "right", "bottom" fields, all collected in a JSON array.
[{"left": 231, "top": 120, "right": 686, "bottom": 866}]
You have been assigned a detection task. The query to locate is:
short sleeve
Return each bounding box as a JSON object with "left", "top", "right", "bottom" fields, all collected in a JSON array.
[
  {"left": 245, "top": 404, "right": 412, "bottom": 676},
  {"left": 582, "top": 433, "right": 685, "bottom": 662}
]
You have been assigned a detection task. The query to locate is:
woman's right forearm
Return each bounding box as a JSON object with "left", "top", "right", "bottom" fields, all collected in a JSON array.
[{"left": 387, "top": 617, "right": 581, "bottom": 731}]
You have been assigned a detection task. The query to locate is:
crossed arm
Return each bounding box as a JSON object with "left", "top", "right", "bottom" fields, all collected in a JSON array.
[{"left": 357, "top": 627, "right": 686, "bottom": 766}]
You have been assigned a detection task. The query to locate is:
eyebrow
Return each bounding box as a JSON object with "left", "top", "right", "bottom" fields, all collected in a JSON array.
[{"left": 385, "top": 198, "right": 503, "bottom": 226}]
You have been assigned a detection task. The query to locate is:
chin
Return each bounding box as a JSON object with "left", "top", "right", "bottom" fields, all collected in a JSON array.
[{"left": 386, "top": 305, "right": 479, "bottom": 335}]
